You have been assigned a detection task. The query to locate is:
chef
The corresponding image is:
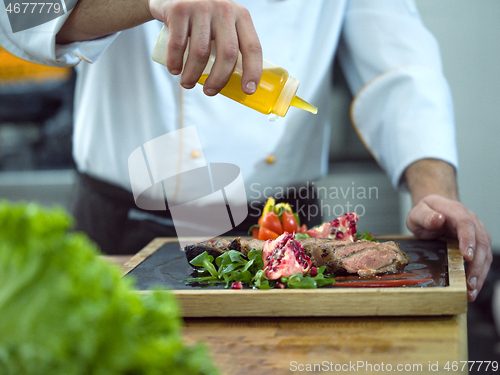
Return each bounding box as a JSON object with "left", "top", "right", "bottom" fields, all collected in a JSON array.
[{"left": 0, "top": 0, "right": 491, "bottom": 302}]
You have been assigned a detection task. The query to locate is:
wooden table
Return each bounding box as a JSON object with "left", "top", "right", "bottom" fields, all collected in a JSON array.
[
  {"left": 115, "top": 237, "right": 469, "bottom": 375},
  {"left": 182, "top": 314, "right": 467, "bottom": 375}
]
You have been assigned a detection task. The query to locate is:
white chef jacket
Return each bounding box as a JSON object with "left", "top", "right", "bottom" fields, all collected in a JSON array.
[{"left": 0, "top": 0, "right": 458, "bottom": 205}]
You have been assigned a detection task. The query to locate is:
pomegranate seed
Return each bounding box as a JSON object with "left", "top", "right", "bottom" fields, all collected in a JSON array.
[
  {"left": 310, "top": 267, "right": 318, "bottom": 277},
  {"left": 276, "top": 282, "right": 287, "bottom": 289},
  {"left": 231, "top": 281, "right": 243, "bottom": 289}
]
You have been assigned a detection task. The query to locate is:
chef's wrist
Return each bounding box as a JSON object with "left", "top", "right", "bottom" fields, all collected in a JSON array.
[{"left": 404, "top": 158, "right": 459, "bottom": 206}]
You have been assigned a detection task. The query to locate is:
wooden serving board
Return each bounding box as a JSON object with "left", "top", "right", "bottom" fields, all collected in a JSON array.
[{"left": 123, "top": 236, "right": 467, "bottom": 317}]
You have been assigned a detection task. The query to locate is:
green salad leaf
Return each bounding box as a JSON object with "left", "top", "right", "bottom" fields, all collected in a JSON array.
[
  {"left": 0, "top": 200, "right": 217, "bottom": 375},
  {"left": 280, "top": 266, "right": 336, "bottom": 289},
  {"left": 189, "top": 251, "right": 218, "bottom": 277},
  {"left": 356, "top": 230, "right": 377, "bottom": 242},
  {"left": 282, "top": 273, "right": 317, "bottom": 289},
  {"left": 185, "top": 249, "right": 335, "bottom": 289},
  {"left": 186, "top": 248, "right": 265, "bottom": 288}
]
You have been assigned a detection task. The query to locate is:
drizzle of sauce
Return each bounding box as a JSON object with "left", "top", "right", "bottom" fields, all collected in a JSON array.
[{"left": 331, "top": 277, "right": 434, "bottom": 288}]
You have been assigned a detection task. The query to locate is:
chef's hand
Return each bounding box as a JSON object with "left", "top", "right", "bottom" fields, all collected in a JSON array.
[
  {"left": 404, "top": 159, "right": 492, "bottom": 303},
  {"left": 149, "top": 0, "right": 263, "bottom": 96},
  {"left": 406, "top": 194, "right": 492, "bottom": 302}
]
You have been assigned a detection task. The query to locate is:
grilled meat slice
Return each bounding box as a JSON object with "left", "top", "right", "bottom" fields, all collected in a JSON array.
[
  {"left": 228, "top": 238, "right": 242, "bottom": 252},
  {"left": 184, "top": 238, "right": 232, "bottom": 267},
  {"left": 340, "top": 241, "right": 410, "bottom": 277},
  {"left": 334, "top": 240, "right": 378, "bottom": 259},
  {"left": 299, "top": 238, "right": 349, "bottom": 274},
  {"left": 300, "top": 240, "right": 380, "bottom": 274},
  {"left": 299, "top": 239, "right": 409, "bottom": 277}
]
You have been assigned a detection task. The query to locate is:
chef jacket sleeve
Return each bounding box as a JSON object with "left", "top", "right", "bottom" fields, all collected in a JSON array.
[
  {"left": 337, "top": 0, "right": 458, "bottom": 189},
  {"left": 0, "top": 5, "right": 118, "bottom": 67}
]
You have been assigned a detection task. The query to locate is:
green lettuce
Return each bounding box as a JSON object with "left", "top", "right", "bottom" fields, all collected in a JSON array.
[{"left": 0, "top": 201, "right": 217, "bottom": 375}]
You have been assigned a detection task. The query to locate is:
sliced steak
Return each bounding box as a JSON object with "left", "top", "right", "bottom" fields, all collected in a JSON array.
[
  {"left": 334, "top": 240, "right": 377, "bottom": 259},
  {"left": 299, "top": 238, "right": 349, "bottom": 274},
  {"left": 340, "top": 241, "right": 409, "bottom": 277}
]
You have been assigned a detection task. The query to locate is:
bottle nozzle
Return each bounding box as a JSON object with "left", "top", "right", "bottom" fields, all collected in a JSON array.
[{"left": 291, "top": 96, "right": 318, "bottom": 115}]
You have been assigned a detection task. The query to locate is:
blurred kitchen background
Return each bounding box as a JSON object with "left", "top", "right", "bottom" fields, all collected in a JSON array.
[{"left": 1, "top": 0, "right": 499, "bottom": 363}]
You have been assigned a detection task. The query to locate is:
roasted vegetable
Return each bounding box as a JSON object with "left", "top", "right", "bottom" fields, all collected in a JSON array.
[{"left": 251, "top": 198, "right": 307, "bottom": 240}]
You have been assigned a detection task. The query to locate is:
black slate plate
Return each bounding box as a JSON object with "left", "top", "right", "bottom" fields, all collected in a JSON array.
[{"left": 125, "top": 239, "right": 449, "bottom": 290}]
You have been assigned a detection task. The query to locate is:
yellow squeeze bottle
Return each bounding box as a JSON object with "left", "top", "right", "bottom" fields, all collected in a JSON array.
[{"left": 152, "top": 26, "right": 317, "bottom": 117}]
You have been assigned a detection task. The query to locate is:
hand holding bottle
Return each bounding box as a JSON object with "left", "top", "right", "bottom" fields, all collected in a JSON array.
[{"left": 148, "top": 0, "right": 263, "bottom": 97}]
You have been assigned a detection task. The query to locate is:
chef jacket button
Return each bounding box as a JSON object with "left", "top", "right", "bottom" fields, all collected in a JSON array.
[
  {"left": 190, "top": 150, "right": 201, "bottom": 158},
  {"left": 265, "top": 155, "right": 276, "bottom": 164}
]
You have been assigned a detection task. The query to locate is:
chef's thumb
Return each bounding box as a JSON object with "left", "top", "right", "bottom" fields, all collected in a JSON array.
[{"left": 406, "top": 202, "right": 446, "bottom": 235}]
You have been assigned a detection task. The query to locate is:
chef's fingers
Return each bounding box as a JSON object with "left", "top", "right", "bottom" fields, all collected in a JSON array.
[
  {"left": 180, "top": 11, "right": 212, "bottom": 90},
  {"left": 161, "top": 1, "right": 191, "bottom": 75},
  {"left": 406, "top": 200, "right": 446, "bottom": 239},
  {"left": 466, "top": 245, "right": 489, "bottom": 302},
  {"left": 452, "top": 208, "right": 478, "bottom": 263},
  {"left": 427, "top": 195, "right": 492, "bottom": 301},
  {"left": 202, "top": 16, "right": 239, "bottom": 96},
  {"left": 156, "top": 0, "right": 260, "bottom": 95},
  {"left": 464, "top": 221, "right": 492, "bottom": 302},
  {"left": 203, "top": 2, "right": 261, "bottom": 96},
  {"left": 421, "top": 195, "right": 476, "bottom": 262},
  {"left": 235, "top": 9, "right": 262, "bottom": 95}
]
